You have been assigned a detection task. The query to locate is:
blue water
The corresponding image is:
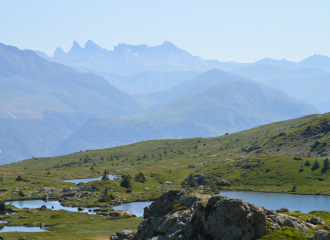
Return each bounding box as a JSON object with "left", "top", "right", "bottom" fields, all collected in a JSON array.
[
  {"left": 7, "top": 199, "right": 153, "bottom": 217},
  {"left": 7, "top": 200, "right": 98, "bottom": 214},
  {"left": 0, "top": 226, "right": 49, "bottom": 232},
  {"left": 60, "top": 175, "right": 118, "bottom": 184},
  {"left": 220, "top": 191, "right": 330, "bottom": 213},
  {"left": 113, "top": 201, "right": 153, "bottom": 217}
]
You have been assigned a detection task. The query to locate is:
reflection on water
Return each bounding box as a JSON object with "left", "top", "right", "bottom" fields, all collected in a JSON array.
[
  {"left": 113, "top": 201, "right": 153, "bottom": 217},
  {"left": 220, "top": 191, "right": 330, "bottom": 213}
]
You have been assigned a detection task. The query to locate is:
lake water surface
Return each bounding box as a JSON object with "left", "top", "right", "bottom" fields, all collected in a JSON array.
[
  {"left": 7, "top": 200, "right": 98, "bottom": 214},
  {"left": 0, "top": 226, "right": 49, "bottom": 232},
  {"left": 220, "top": 191, "right": 330, "bottom": 213},
  {"left": 60, "top": 175, "right": 118, "bottom": 184},
  {"left": 7, "top": 199, "right": 153, "bottom": 216},
  {"left": 113, "top": 201, "right": 153, "bottom": 217}
]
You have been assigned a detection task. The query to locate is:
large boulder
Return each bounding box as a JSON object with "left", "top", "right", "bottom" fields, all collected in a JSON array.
[
  {"left": 307, "top": 217, "right": 323, "bottom": 225},
  {"left": 314, "top": 230, "right": 330, "bottom": 240},
  {"left": 266, "top": 211, "right": 309, "bottom": 234},
  {"left": 133, "top": 190, "right": 266, "bottom": 240},
  {"left": 276, "top": 207, "right": 289, "bottom": 213},
  {"left": 110, "top": 229, "right": 136, "bottom": 240}
]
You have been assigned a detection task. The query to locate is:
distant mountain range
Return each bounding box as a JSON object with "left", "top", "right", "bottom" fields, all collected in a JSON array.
[
  {"left": 0, "top": 41, "right": 327, "bottom": 164},
  {"left": 0, "top": 43, "right": 143, "bottom": 163},
  {"left": 77, "top": 70, "right": 202, "bottom": 95},
  {"left": 230, "top": 65, "right": 330, "bottom": 112},
  {"left": 54, "top": 70, "right": 316, "bottom": 155},
  {"left": 35, "top": 40, "right": 330, "bottom": 77}
]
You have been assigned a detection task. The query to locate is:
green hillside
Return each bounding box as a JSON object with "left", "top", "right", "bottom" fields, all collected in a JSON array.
[
  {"left": 1, "top": 113, "right": 329, "bottom": 239},
  {"left": 0, "top": 113, "right": 322, "bottom": 201}
]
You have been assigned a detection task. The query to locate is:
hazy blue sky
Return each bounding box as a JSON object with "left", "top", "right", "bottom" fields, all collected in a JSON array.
[{"left": 1, "top": 0, "right": 329, "bottom": 62}]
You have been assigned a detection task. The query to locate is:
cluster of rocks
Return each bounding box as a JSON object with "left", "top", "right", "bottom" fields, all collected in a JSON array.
[{"left": 110, "top": 190, "right": 330, "bottom": 240}]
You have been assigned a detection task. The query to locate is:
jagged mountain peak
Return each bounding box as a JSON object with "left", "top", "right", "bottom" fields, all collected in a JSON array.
[{"left": 84, "top": 40, "right": 102, "bottom": 51}]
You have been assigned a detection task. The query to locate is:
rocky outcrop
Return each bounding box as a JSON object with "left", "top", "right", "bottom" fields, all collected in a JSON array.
[
  {"left": 314, "top": 230, "right": 330, "bottom": 240},
  {"left": 133, "top": 190, "right": 266, "bottom": 240},
  {"left": 110, "top": 229, "right": 136, "bottom": 240},
  {"left": 99, "top": 210, "right": 136, "bottom": 218},
  {"left": 39, "top": 205, "right": 47, "bottom": 211},
  {"left": 307, "top": 217, "right": 323, "bottom": 225},
  {"left": 276, "top": 207, "right": 289, "bottom": 213},
  {"left": 216, "top": 179, "right": 231, "bottom": 186},
  {"left": 265, "top": 209, "right": 309, "bottom": 234}
]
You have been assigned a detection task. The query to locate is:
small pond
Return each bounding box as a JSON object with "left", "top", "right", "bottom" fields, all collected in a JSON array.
[
  {"left": 6, "top": 200, "right": 98, "bottom": 214},
  {"left": 0, "top": 226, "right": 49, "bottom": 232},
  {"left": 220, "top": 191, "right": 330, "bottom": 213},
  {"left": 113, "top": 201, "right": 153, "bottom": 217},
  {"left": 60, "top": 175, "right": 118, "bottom": 184}
]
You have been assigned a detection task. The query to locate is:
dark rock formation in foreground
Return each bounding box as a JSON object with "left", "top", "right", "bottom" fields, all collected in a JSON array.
[{"left": 111, "top": 190, "right": 312, "bottom": 240}]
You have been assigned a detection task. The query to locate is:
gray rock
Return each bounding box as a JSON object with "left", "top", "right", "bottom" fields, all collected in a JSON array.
[
  {"left": 307, "top": 217, "right": 323, "bottom": 225},
  {"left": 110, "top": 229, "right": 135, "bottom": 240},
  {"left": 78, "top": 207, "right": 85, "bottom": 211},
  {"left": 39, "top": 205, "right": 47, "bottom": 211},
  {"left": 60, "top": 192, "right": 76, "bottom": 198},
  {"left": 276, "top": 207, "right": 289, "bottom": 213},
  {"left": 305, "top": 222, "right": 317, "bottom": 228},
  {"left": 267, "top": 213, "right": 309, "bottom": 234},
  {"left": 133, "top": 190, "right": 266, "bottom": 240},
  {"left": 323, "top": 226, "right": 330, "bottom": 230},
  {"left": 40, "top": 223, "right": 45, "bottom": 228},
  {"left": 216, "top": 179, "right": 231, "bottom": 186},
  {"left": 314, "top": 230, "right": 330, "bottom": 240}
]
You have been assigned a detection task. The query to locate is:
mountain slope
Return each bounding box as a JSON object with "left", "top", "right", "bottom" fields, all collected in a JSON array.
[
  {"left": 230, "top": 65, "right": 330, "bottom": 82},
  {"left": 36, "top": 41, "right": 226, "bottom": 76},
  {"left": 263, "top": 75, "right": 330, "bottom": 112},
  {"left": 0, "top": 42, "right": 144, "bottom": 163},
  {"left": 132, "top": 69, "right": 255, "bottom": 109},
  {"left": 36, "top": 41, "right": 330, "bottom": 76},
  {"left": 252, "top": 112, "right": 330, "bottom": 158},
  {"left": 78, "top": 70, "right": 201, "bottom": 95},
  {"left": 0, "top": 43, "right": 143, "bottom": 118},
  {"left": 54, "top": 81, "right": 316, "bottom": 155}
]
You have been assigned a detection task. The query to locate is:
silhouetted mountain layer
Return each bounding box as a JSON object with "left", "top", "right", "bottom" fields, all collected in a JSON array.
[
  {"left": 230, "top": 65, "right": 330, "bottom": 82},
  {"left": 36, "top": 41, "right": 225, "bottom": 76},
  {"left": 35, "top": 40, "right": 330, "bottom": 76},
  {"left": 54, "top": 76, "right": 316, "bottom": 156},
  {"left": 229, "top": 65, "right": 330, "bottom": 113},
  {"left": 132, "top": 69, "right": 255, "bottom": 109},
  {"left": 76, "top": 69, "right": 201, "bottom": 95},
  {"left": 0, "top": 42, "right": 144, "bottom": 163}
]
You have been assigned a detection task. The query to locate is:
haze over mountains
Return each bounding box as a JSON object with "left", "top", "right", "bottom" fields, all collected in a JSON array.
[
  {"left": 230, "top": 65, "right": 330, "bottom": 112},
  {"left": 1, "top": 40, "right": 330, "bottom": 164},
  {"left": 0, "top": 43, "right": 143, "bottom": 163},
  {"left": 36, "top": 40, "right": 330, "bottom": 75},
  {"left": 54, "top": 70, "right": 316, "bottom": 156}
]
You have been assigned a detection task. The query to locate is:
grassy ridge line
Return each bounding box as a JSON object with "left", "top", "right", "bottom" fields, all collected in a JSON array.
[{"left": 0, "top": 113, "right": 320, "bottom": 204}]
